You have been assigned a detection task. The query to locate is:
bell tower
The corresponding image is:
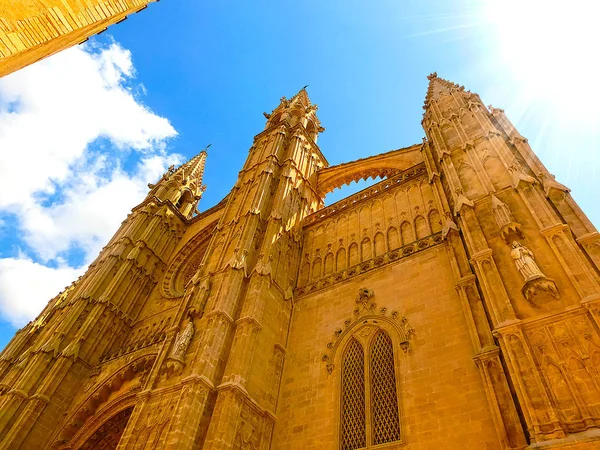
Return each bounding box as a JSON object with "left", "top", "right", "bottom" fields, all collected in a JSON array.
[
  {"left": 422, "top": 72, "right": 600, "bottom": 444},
  {"left": 114, "top": 88, "right": 327, "bottom": 449},
  {"left": 0, "top": 151, "right": 206, "bottom": 449}
]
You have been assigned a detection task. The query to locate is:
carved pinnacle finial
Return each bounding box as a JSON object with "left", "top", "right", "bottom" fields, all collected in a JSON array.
[{"left": 427, "top": 72, "right": 438, "bottom": 80}]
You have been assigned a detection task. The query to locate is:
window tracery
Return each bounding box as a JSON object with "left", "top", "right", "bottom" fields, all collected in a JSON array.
[
  {"left": 341, "top": 339, "right": 367, "bottom": 450},
  {"left": 340, "top": 329, "right": 402, "bottom": 449},
  {"left": 371, "top": 332, "right": 401, "bottom": 445}
]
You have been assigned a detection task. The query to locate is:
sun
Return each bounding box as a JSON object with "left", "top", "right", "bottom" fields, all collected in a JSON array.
[{"left": 480, "top": 0, "right": 600, "bottom": 127}]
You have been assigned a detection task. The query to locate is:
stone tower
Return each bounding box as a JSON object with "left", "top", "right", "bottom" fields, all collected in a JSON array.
[
  {"left": 0, "top": 0, "right": 158, "bottom": 78},
  {"left": 1, "top": 79, "right": 600, "bottom": 450}
]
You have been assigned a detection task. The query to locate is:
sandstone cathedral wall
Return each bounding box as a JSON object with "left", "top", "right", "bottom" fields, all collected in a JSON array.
[{"left": 1, "top": 79, "right": 600, "bottom": 450}]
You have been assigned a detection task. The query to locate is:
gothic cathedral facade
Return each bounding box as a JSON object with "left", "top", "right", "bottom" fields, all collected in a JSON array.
[{"left": 2, "top": 77, "right": 600, "bottom": 450}]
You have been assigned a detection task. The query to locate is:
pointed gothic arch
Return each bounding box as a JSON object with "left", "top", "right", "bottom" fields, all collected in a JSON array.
[
  {"left": 51, "top": 354, "right": 155, "bottom": 449},
  {"left": 336, "top": 247, "right": 347, "bottom": 272},
  {"left": 414, "top": 215, "right": 428, "bottom": 240},
  {"left": 299, "top": 262, "right": 310, "bottom": 286},
  {"left": 324, "top": 252, "right": 334, "bottom": 275},
  {"left": 457, "top": 161, "right": 484, "bottom": 198},
  {"left": 387, "top": 226, "right": 400, "bottom": 251},
  {"left": 374, "top": 232, "right": 386, "bottom": 257},
  {"left": 483, "top": 154, "right": 511, "bottom": 190},
  {"left": 312, "top": 258, "right": 323, "bottom": 280},
  {"left": 400, "top": 221, "right": 413, "bottom": 245},
  {"left": 331, "top": 316, "right": 407, "bottom": 450},
  {"left": 428, "top": 209, "right": 442, "bottom": 234},
  {"left": 361, "top": 237, "right": 372, "bottom": 261},
  {"left": 79, "top": 407, "right": 134, "bottom": 450},
  {"left": 349, "top": 243, "right": 359, "bottom": 267}
]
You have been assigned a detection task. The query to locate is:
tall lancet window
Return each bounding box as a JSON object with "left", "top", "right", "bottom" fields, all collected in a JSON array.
[
  {"left": 341, "top": 339, "right": 367, "bottom": 450},
  {"left": 340, "top": 330, "right": 401, "bottom": 449},
  {"left": 371, "top": 331, "right": 401, "bottom": 444}
]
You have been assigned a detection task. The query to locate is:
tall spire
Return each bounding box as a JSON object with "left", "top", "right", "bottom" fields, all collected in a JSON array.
[
  {"left": 147, "top": 146, "right": 209, "bottom": 218},
  {"left": 423, "top": 72, "right": 465, "bottom": 108},
  {"left": 174, "top": 145, "right": 209, "bottom": 192},
  {"left": 263, "top": 87, "right": 325, "bottom": 142},
  {"left": 289, "top": 85, "right": 312, "bottom": 108}
]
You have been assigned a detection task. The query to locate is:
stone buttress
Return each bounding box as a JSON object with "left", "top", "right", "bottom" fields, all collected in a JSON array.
[
  {"left": 114, "top": 88, "right": 327, "bottom": 450},
  {"left": 0, "top": 152, "right": 206, "bottom": 449},
  {"left": 2, "top": 80, "right": 600, "bottom": 450},
  {"left": 423, "top": 72, "right": 600, "bottom": 445}
]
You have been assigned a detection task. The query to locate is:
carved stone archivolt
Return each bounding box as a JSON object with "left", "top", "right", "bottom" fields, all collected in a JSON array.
[
  {"left": 101, "top": 316, "right": 171, "bottom": 363},
  {"left": 321, "top": 288, "right": 415, "bottom": 374},
  {"left": 78, "top": 407, "right": 134, "bottom": 450},
  {"left": 160, "top": 222, "right": 217, "bottom": 298},
  {"left": 55, "top": 355, "right": 155, "bottom": 447}
]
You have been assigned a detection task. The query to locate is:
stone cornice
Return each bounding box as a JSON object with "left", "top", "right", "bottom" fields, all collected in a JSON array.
[{"left": 296, "top": 232, "right": 443, "bottom": 298}]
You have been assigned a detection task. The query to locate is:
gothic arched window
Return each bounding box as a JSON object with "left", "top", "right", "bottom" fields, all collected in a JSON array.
[
  {"left": 371, "top": 332, "right": 401, "bottom": 444},
  {"left": 340, "top": 330, "right": 401, "bottom": 449},
  {"left": 341, "top": 339, "right": 367, "bottom": 450}
]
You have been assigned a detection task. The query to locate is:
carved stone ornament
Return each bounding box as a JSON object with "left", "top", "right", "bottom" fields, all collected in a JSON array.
[
  {"left": 398, "top": 316, "right": 416, "bottom": 353},
  {"left": 227, "top": 248, "right": 248, "bottom": 276},
  {"left": 187, "top": 276, "right": 211, "bottom": 319},
  {"left": 164, "top": 320, "right": 194, "bottom": 375},
  {"left": 508, "top": 162, "right": 536, "bottom": 189},
  {"left": 441, "top": 212, "right": 459, "bottom": 240},
  {"left": 539, "top": 172, "right": 570, "bottom": 200},
  {"left": 253, "top": 253, "right": 273, "bottom": 278},
  {"left": 453, "top": 188, "right": 474, "bottom": 215},
  {"left": 284, "top": 278, "right": 295, "bottom": 301},
  {"left": 170, "top": 320, "right": 194, "bottom": 360},
  {"left": 510, "top": 241, "right": 559, "bottom": 303},
  {"left": 354, "top": 287, "right": 376, "bottom": 315},
  {"left": 491, "top": 195, "right": 523, "bottom": 243},
  {"left": 321, "top": 288, "right": 415, "bottom": 374}
]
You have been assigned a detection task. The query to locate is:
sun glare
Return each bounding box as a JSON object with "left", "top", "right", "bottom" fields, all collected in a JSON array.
[{"left": 482, "top": 1, "right": 600, "bottom": 125}]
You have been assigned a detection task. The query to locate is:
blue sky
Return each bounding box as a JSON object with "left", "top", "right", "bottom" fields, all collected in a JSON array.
[{"left": 1, "top": 1, "right": 599, "bottom": 349}]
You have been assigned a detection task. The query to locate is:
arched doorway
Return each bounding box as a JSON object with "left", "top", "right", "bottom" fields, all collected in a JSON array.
[{"left": 79, "top": 407, "right": 133, "bottom": 449}]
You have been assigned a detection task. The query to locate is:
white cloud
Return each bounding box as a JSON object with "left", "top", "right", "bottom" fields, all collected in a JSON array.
[
  {"left": 0, "top": 257, "right": 83, "bottom": 327},
  {"left": 21, "top": 155, "right": 180, "bottom": 262},
  {"left": 0, "top": 41, "right": 176, "bottom": 210},
  {"left": 0, "top": 40, "right": 181, "bottom": 326}
]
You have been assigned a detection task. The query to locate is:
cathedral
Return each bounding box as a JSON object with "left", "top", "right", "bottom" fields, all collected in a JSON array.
[
  {"left": 2, "top": 76, "right": 600, "bottom": 450},
  {"left": 3, "top": 3, "right": 600, "bottom": 450}
]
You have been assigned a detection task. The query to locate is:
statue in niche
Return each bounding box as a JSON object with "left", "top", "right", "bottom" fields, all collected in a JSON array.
[
  {"left": 162, "top": 319, "right": 194, "bottom": 377},
  {"left": 511, "top": 241, "right": 544, "bottom": 281},
  {"left": 491, "top": 195, "right": 523, "bottom": 243},
  {"left": 227, "top": 248, "right": 248, "bottom": 276},
  {"left": 510, "top": 241, "right": 559, "bottom": 303},
  {"left": 170, "top": 320, "right": 194, "bottom": 361}
]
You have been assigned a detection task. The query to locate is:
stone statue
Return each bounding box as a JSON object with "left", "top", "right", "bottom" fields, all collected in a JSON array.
[
  {"left": 171, "top": 320, "right": 194, "bottom": 360},
  {"left": 228, "top": 248, "right": 248, "bottom": 276},
  {"left": 511, "top": 241, "right": 544, "bottom": 281}
]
